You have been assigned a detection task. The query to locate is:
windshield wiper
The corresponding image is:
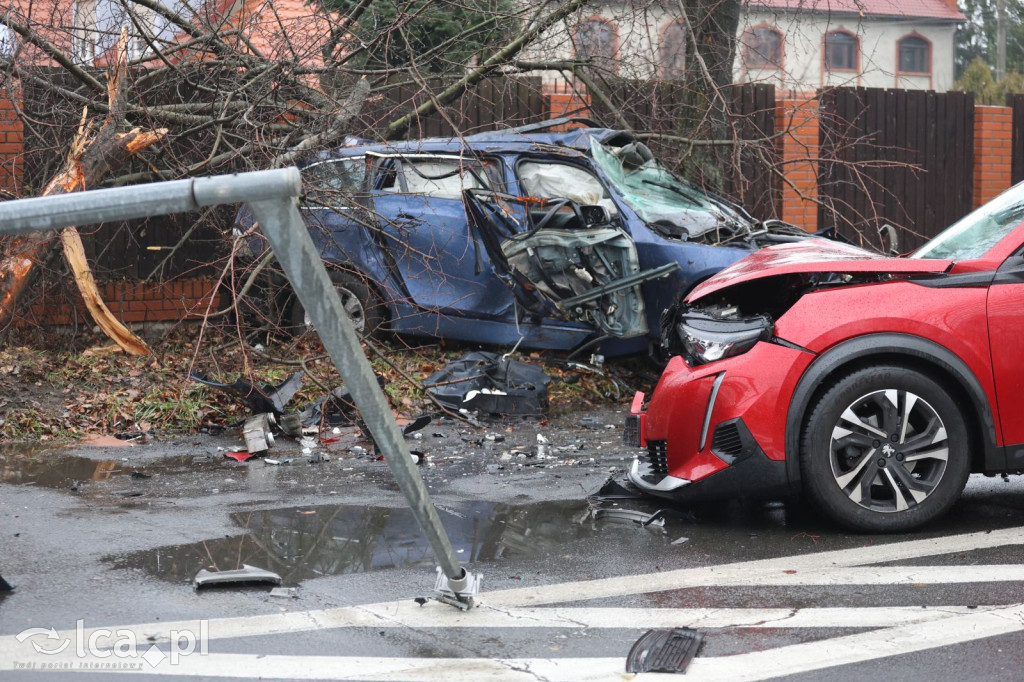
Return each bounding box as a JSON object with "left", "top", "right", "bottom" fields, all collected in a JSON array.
[{"left": 640, "top": 179, "right": 706, "bottom": 205}]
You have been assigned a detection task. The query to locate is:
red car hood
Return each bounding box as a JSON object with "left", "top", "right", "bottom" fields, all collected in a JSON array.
[{"left": 687, "top": 239, "right": 952, "bottom": 302}]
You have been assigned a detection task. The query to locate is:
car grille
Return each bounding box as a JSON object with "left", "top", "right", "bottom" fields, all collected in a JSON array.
[
  {"left": 645, "top": 440, "right": 669, "bottom": 477},
  {"left": 711, "top": 422, "right": 744, "bottom": 458},
  {"left": 623, "top": 415, "right": 642, "bottom": 447}
]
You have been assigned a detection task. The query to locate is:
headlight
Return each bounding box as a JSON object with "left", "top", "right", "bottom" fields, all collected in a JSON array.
[{"left": 679, "top": 311, "right": 772, "bottom": 365}]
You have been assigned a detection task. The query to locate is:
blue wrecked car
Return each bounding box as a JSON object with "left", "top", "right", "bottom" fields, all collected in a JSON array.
[{"left": 239, "top": 118, "right": 813, "bottom": 357}]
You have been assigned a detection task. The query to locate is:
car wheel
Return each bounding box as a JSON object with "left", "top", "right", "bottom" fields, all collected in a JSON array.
[
  {"left": 800, "top": 365, "right": 970, "bottom": 532},
  {"left": 288, "top": 271, "right": 385, "bottom": 339}
]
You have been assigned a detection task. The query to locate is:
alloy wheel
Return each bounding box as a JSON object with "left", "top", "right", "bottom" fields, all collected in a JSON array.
[
  {"left": 829, "top": 389, "right": 949, "bottom": 513},
  {"left": 304, "top": 284, "right": 366, "bottom": 335}
]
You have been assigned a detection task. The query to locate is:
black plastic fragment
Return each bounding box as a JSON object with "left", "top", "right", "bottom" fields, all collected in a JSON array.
[
  {"left": 424, "top": 351, "right": 550, "bottom": 416},
  {"left": 588, "top": 476, "right": 642, "bottom": 500},
  {"left": 0, "top": 575, "right": 13, "bottom": 591},
  {"left": 190, "top": 371, "right": 304, "bottom": 416},
  {"left": 626, "top": 628, "right": 703, "bottom": 674}
]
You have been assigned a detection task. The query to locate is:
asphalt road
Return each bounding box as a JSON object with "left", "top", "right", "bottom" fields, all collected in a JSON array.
[{"left": 3, "top": 404, "right": 1024, "bottom": 681}]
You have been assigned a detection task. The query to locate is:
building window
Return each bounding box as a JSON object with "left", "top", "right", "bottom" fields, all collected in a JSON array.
[
  {"left": 661, "top": 21, "right": 687, "bottom": 79},
  {"left": 824, "top": 31, "right": 859, "bottom": 71},
  {"left": 742, "top": 26, "right": 782, "bottom": 69},
  {"left": 576, "top": 17, "right": 617, "bottom": 73},
  {"left": 898, "top": 35, "right": 930, "bottom": 74}
]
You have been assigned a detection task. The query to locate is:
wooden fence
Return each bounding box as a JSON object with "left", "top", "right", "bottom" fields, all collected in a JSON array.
[{"left": 818, "top": 88, "right": 975, "bottom": 252}]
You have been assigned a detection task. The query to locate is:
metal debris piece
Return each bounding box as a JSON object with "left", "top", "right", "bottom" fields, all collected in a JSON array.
[
  {"left": 269, "top": 587, "right": 298, "bottom": 599},
  {"left": 672, "top": 537, "right": 689, "bottom": 545},
  {"left": 593, "top": 508, "right": 666, "bottom": 527},
  {"left": 242, "top": 413, "right": 276, "bottom": 454},
  {"left": 626, "top": 628, "right": 703, "bottom": 674},
  {"left": 194, "top": 564, "right": 282, "bottom": 589},
  {"left": 263, "top": 458, "right": 293, "bottom": 466},
  {"left": 424, "top": 352, "right": 551, "bottom": 416}
]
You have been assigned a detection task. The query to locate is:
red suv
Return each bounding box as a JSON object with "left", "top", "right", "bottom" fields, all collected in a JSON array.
[{"left": 625, "top": 185, "right": 1024, "bottom": 532}]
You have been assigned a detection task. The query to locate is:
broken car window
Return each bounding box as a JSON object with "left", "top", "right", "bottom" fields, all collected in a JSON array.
[
  {"left": 913, "top": 182, "right": 1024, "bottom": 260},
  {"left": 378, "top": 158, "right": 490, "bottom": 199},
  {"left": 303, "top": 158, "right": 367, "bottom": 205},
  {"left": 590, "top": 140, "right": 722, "bottom": 236}
]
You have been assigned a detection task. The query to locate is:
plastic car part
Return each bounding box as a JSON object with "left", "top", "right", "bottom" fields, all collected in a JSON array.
[
  {"left": 0, "top": 575, "right": 13, "bottom": 591},
  {"left": 190, "top": 371, "right": 304, "bottom": 416},
  {"left": 626, "top": 628, "right": 703, "bottom": 673},
  {"left": 193, "top": 565, "right": 282, "bottom": 589},
  {"left": 242, "top": 413, "right": 276, "bottom": 454},
  {"left": 424, "top": 352, "right": 551, "bottom": 415},
  {"left": 432, "top": 566, "right": 481, "bottom": 611}
]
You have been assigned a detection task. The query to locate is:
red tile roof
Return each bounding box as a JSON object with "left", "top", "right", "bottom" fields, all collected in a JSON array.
[{"left": 751, "top": 0, "right": 965, "bottom": 21}]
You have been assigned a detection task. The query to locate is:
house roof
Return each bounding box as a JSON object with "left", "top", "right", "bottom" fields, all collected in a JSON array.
[{"left": 750, "top": 0, "right": 965, "bottom": 21}]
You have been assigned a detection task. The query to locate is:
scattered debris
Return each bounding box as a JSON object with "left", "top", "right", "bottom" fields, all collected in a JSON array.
[
  {"left": 269, "top": 587, "right": 298, "bottom": 599},
  {"left": 403, "top": 415, "right": 432, "bottom": 437},
  {"left": 263, "top": 458, "right": 293, "bottom": 466},
  {"left": 593, "top": 508, "right": 666, "bottom": 527},
  {"left": 587, "top": 477, "right": 643, "bottom": 501},
  {"left": 194, "top": 565, "right": 283, "bottom": 590},
  {"left": 536, "top": 433, "right": 549, "bottom": 458},
  {"left": 223, "top": 451, "right": 254, "bottom": 462},
  {"left": 242, "top": 414, "right": 276, "bottom": 454},
  {"left": 626, "top": 628, "right": 704, "bottom": 674},
  {"left": 424, "top": 352, "right": 551, "bottom": 416},
  {"left": 191, "top": 371, "right": 304, "bottom": 417},
  {"left": 0, "top": 575, "right": 13, "bottom": 591},
  {"left": 671, "top": 537, "right": 689, "bottom": 546}
]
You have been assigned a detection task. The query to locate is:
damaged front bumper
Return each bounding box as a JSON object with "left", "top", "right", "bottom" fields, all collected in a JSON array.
[{"left": 624, "top": 344, "right": 813, "bottom": 503}]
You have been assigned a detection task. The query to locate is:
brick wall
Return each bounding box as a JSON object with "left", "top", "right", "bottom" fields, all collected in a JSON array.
[
  {"left": 0, "top": 93, "right": 23, "bottom": 195},
  {"left": 29, "top": 278, "right": 224, "bottom": 327},
  {"left": 974, "top": 106, "right": 1013, "bottom": 209}
]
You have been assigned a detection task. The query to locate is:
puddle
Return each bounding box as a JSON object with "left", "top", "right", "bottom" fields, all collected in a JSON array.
[
  {"left": 0, "top": 444, "right": 231, "bottom": 492},
  {"left": 107, "top": 500, "right": 678, "bottom": 585}
]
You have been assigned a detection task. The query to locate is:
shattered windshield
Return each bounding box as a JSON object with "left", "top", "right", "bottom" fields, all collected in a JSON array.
[
  {"left": 590, "top": 139, "right": 735, "bottom": 238},
  {"left": 913, "top": 182, "right": 1024, "bottom": 260}
]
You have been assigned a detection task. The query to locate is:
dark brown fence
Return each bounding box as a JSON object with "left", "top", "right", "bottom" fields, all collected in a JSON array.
[
  {"left": 355, "top": 76, "right": 548, "bottom": 139},
  {"left": 586, "top": 80, "right": 780, "bottom": 221},
  {"left": 1007, "top": 93, "right": 1024, "bottom": 185},
  {"left": 818, "top": 88, "right": 975, "bottom": 252}
]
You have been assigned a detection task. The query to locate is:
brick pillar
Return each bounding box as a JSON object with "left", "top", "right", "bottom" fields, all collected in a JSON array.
[
  {"left": 776, "top": 99, "right": 819, "bottom": 231},
  {"left": 0, "top": 92, "right": 24, "bottom": 196},
  {"left": 543, "top": 82, "right": 591, "bottom": 120},
  {"left": 973, "top": 105, "right": 1013, "bottom": 208}
]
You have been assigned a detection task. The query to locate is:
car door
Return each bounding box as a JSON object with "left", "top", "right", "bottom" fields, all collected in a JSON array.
[
  {"left": 300, "top": 157, "right": 385, "bottom": 274},
  {"left": 368, "top": 153, "right": 514, "bottom": 316},
  {"left": 987, "top": 250, "right": 1024, "bottom": 461}
]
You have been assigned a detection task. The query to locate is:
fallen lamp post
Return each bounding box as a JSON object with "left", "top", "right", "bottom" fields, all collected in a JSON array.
[{"left": 0, "top": 167, "right": 479, "bottom": 608}]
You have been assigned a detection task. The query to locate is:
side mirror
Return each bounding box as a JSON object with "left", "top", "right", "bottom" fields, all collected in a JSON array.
[{"left": 879, "top": 223, "right": 900, "bottom": 256}]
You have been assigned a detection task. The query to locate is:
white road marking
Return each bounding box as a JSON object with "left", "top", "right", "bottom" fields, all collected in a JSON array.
[
  {"left": 5, "top": 604, "right": 1023, "bottom": 680},
  {"left": 3, "top": 525, "right": 1024, "bottom": 679}
]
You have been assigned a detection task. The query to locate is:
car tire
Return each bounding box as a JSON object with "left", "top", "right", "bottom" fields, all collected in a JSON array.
[
  {"left": 800, "top": 365, "right": 970, "bottom": 532},
  {"left": 288, "top": 270, "right": 386, "bottom": 339}
]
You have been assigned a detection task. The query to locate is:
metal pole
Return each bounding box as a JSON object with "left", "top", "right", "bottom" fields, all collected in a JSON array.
[
  {"left": 0, "top": 168, "right": 302, "bottom": 235},
  {"left": 248, "top": 198, "right": 476, "bottom": 603}
]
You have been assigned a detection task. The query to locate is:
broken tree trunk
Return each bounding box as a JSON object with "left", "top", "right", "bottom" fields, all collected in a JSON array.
[{"left": 0, "top": 32, "right": 167, "bottom": 354}]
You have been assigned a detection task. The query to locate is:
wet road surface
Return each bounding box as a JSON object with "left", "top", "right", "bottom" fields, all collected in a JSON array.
[{"left": 3, "top": 405, "right": 1024, "bottom": 680}]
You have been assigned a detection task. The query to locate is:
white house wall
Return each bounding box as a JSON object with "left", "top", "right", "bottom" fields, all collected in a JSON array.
[
  {"left": 519, "top": 4, "right": 957, "bottom": 93},
  {"left": 736, "top": 11, "right": 957, "bottom": 93}
]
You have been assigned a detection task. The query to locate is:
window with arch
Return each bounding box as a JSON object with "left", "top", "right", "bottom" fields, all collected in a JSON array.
[
  {"left": 825, "top": 31, "right": 859, "bottom": 71},
  {"left": 898, "top": 35, "right": 930, "bottom": 74},
  {"left": 661, "top": 21, "right": 687, "bottom": 79},
  {"left": 576, "top": 17, "right": 617, "bottom": 72},
  {"left": 742, "top": 26, "right": 782, "bottom": 69}
]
